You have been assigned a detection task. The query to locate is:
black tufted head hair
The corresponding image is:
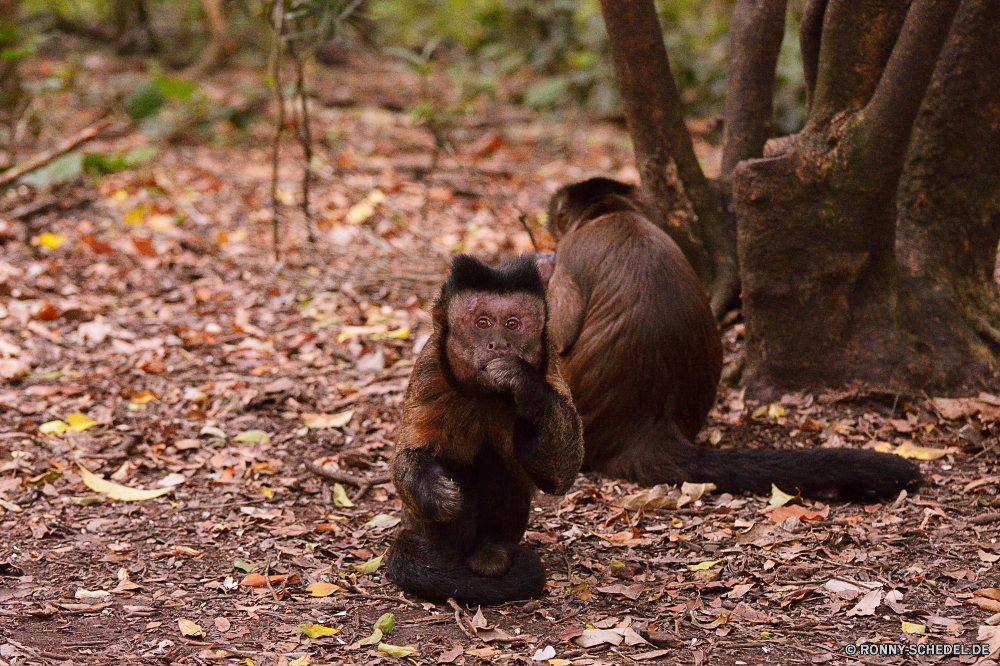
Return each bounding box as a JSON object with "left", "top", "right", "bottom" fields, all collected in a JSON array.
[{"left": 442, "top": 254, "right": 546, "bottom": 299}]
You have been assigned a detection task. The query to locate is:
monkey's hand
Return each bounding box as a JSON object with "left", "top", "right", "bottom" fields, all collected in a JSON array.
[
  {"left": 391, "top": 448, "right": 463, "bottom": 523},
  {"left": 485, "top": 356, "right": 555, "bottom": 423},
  {"left": 483, "top": 356, "right": 534, "bottom": 394}
]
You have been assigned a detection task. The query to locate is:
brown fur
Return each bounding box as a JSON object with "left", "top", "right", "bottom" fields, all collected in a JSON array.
[
  {"left": 543, "top": 178, "right": 921, "bottom": 500},
  {"left": 385, "top": 255, "right": 584, "bottom": 605}
]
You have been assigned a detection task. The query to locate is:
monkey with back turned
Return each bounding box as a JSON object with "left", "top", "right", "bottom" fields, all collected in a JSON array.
[
  {"left": 541, "top": 177, "right": 921, "bottom": 500},
  {"left": 385, "top": 254, "right": 584, "bottom": 606}
]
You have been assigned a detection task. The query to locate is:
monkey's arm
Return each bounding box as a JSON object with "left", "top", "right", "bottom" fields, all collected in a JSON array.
[
  {"left": 485, "top": 358, "right": 584, "bottom": 495},
  {"left": 546, "top": 262, "right": 585, "bottom": 354},
  {"left": 391, "top": 447, "right": 462, "bottom": 523}
]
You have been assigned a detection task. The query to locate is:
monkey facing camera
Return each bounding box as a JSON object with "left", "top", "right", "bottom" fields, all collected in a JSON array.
[
  {"left": 385, "top": 254, "right": 584, "bottom": 606},
  {"left": 543, "top": 177, "right": 921, "bottom": 501}
]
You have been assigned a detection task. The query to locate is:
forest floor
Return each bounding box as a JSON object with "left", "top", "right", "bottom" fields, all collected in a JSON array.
[{"left": 1, "top": 42, "right": 1000, "bottom": 666}]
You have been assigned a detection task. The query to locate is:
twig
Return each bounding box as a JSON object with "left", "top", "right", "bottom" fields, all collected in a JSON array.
[
  {"left": 1, "top": 196, "right": 58, "bottom": 221},
  {"left": 518, "top": 214, "right": 540, "bottom": 252},
  {"left": 969, "top": 512, "right": 1000, "bottom": 526},
  {"left": 0, "top": 117, "right": 114, "bottom": 188},
  {"left": 263, "top": 556, "right": 280, "bottom": 602},
  {"left": 268, "top": 0, "right": 287, "bottom": 261},
  {"left": 290, "top": 43, "right": 315, "bottom": 245},
  {"left": 345, "top": 592, "right": 422, "bottom": 609},
  {"left": 446, "top": 598, "right": 477, "bottom": 641},
  {"left": 303, "top": 458, "right": 390, "bottom": 499}
]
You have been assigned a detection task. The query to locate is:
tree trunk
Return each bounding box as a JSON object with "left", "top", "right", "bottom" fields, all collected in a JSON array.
[
  {"left": 895, "top": 0, "right": 1000, "bottom": 376},
  {"left": 598, "top": 0, "right": 736, "bottom": 316},
  {"left": 0, "top": 0, "right": 24, "bottom": 156},
  {"left": 733, "top": 0, "right": 988, "bottom": 396}
]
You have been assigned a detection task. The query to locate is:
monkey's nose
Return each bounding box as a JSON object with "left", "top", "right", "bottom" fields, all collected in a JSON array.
[{"left": 486, "top": 341, "right": 511, "bottom": 351}]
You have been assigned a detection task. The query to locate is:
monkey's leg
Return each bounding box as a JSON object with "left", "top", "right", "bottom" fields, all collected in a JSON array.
[{"left": 391, "top": 448, "right": 462, "bottom": 522}]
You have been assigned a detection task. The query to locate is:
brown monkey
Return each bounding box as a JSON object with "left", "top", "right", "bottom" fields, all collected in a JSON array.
[
  {"left": 542, "top": 177, "right": 920, "bottom": 500},
  {"left": 385, "top": 254, "right": 584, "bottom": 605}
]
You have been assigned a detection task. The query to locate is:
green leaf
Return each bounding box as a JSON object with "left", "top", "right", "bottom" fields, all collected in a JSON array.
[
  {"left": 232, "top": 429, "right": 270, "bottom": 444},
  {"left": 124, "top": 79, "right": 163, "bottom": 120},
  {"left": 20, "top": 151, "right": 84, "bottom": 189},
  {"left": 374, "top": 613, "right": 395, "bottom": 636},
  {"left": 357, "top": 627, "right": 383, "bottom": 646},
  {"left": 523, "top": 77, "right": 571, "bottom": 109},
  {"left": 232, "top": 558, "right": 255, "bottom": 573},
  {"left": 154, "top": 76, "right": 197, "bottom": 100},
  {"left": 365, "top": 513, "right": 395, "bottom": 527},
  {"left": 124, "top": 145, "right": 159, "bottom": 166}
]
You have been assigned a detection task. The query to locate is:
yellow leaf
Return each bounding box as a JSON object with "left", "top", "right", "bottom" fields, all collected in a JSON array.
[
  {"left": 766, "top": 402, "right": 786, "bottom": 419},
  {"left": 768, "top": 484, "right": 802, "bottom": 507},
  {"left": 892, "top": 441, "right": 958, "bottom": 460},
  {"left": 346, "top": 201, "right": 376, "bottom": 225},
  {"left": 290, "top": 656, "right": 311, "bottom": 666},
  {"left": 295, "top": 624, "right": 340, "bottom": 638},
  {"left": 66, "top": 413, "right": 97, "bottom": 432},
  {"left": 901, "top": 621, "right": 926, "bottom": 634},
  {"left": 370, "top": 326, "right": 410, "bottom": 341},
  {"left": 123, "top": 205, "right": 147, "bottom": 226},
  {"left": 337, "top": 324, "right": 388, "bottom": 343},
  {"left": 177, "top": 618, "right": 205, "bottom": 637},
  {"left": 686, "top": 558, "right": 725, "bottom": 571},
  {"left": 261, "top": 485, "right": 274, "bottom": 499},
  {"left": 306, "top": 582, "right": 342, "bottom": 597},
  {"left": 40, "top": 420, "right": 70, "bottom": 434},
  {"left": 347, "top": 553, "right": 384, "bottom": 574},
  {"left": 31, "top": 232, "right": 67, "bottom": 250},
  {"left": 333, "top": 483, "right": 355, "bottom": 508},
  {"left": 873, "top": 441, "right": 894, "bottom": 453},
  {"left": 78, "top": 465, "right": 174, "bottom": 501},
  {"left": 301, "top": 410, "right": 354, "bottom": 429},
  {"left": 377, "top": 643, "right": 418, "bottom": 658}
]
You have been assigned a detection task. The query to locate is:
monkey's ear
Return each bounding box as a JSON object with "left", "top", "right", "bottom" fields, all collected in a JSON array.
[{"left": 547, "top": 263, "right": 585, "bottom": 354}]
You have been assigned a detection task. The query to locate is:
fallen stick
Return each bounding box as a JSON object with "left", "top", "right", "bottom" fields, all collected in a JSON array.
[
  {"left": 447, "top": 598, "right": 477, "bottom": 641},
  {"left": 0, "top": 117, "right": 114, "bottom": 188}
]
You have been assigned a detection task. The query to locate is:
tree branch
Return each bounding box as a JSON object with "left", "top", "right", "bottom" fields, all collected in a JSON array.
[
  {"left": 860, "top": 0, "right": 963, "bottom": 173},
  {"left": 598, "top": 0, "right": 734, "bottom": 313},
  {"left": 720, "top": 0, "right": 788, "bottom": 185},
  {"left": 798, "top": 0, "right": 827, "bottom": 111},
  {"left": 809, "top": 0, "right": 908, "bottom": 129},
  {"left": 0, "top": 117, "right": 113, "bottom": 188}
]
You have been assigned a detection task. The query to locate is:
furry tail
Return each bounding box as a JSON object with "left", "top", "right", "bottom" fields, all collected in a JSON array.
[
  {"left": 596, "top": 420, "right": 921, "bottom": 501},
  {"left": 686, "top": 446, "right": 922, "bottom": 501},
  {"left": 384, "top": 529, "right": 546, "bottom": 606}
]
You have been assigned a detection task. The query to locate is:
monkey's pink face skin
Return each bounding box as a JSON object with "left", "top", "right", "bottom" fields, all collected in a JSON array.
[{"left": 444, "top": 290, "right": 545, "bottom": 388}]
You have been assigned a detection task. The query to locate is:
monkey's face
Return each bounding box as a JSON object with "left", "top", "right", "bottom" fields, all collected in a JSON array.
[{"left": 444, "top": 290, "right": 545, "bottom": 390}]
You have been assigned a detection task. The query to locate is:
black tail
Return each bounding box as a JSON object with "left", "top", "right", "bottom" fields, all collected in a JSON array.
[
  {"left": 686, "top": 446, "right": 922, "bottom": 501},
  {"left": 384, "top": 529, "right": 546, "bottom": 606}
]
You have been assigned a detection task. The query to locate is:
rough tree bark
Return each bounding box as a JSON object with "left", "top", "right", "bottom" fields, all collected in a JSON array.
[
  {"left": 598, "top": 0, "right": 736, "bottom": 316},
  {"left": 733, "top": 0, "right": 998, "bottom": 395}
]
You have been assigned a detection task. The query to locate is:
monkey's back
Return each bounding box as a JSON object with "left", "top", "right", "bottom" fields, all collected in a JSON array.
[{"left": 555, "top": 211, "right": 722, "bottom": 466}]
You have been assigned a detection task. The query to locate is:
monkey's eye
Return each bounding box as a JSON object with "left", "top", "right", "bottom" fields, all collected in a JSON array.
[
  {"left": 505, "top": 318, "right": 520, "bottom": 331},
  {"left": 476, "top": 317, "right": 491, "bottom": 329}
]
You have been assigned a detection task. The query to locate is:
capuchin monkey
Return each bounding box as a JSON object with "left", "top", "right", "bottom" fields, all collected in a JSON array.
[
  {"left": 385, "top": 254, "right": 584, "bottom": 606},
  {"left": 541, "top": 177, "right": 921, "bottom": 500}
]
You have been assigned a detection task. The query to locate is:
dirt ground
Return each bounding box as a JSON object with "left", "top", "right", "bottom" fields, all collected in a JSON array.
[{"left": 2, "top": 43, "right": 1000, "bottom": 666}]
